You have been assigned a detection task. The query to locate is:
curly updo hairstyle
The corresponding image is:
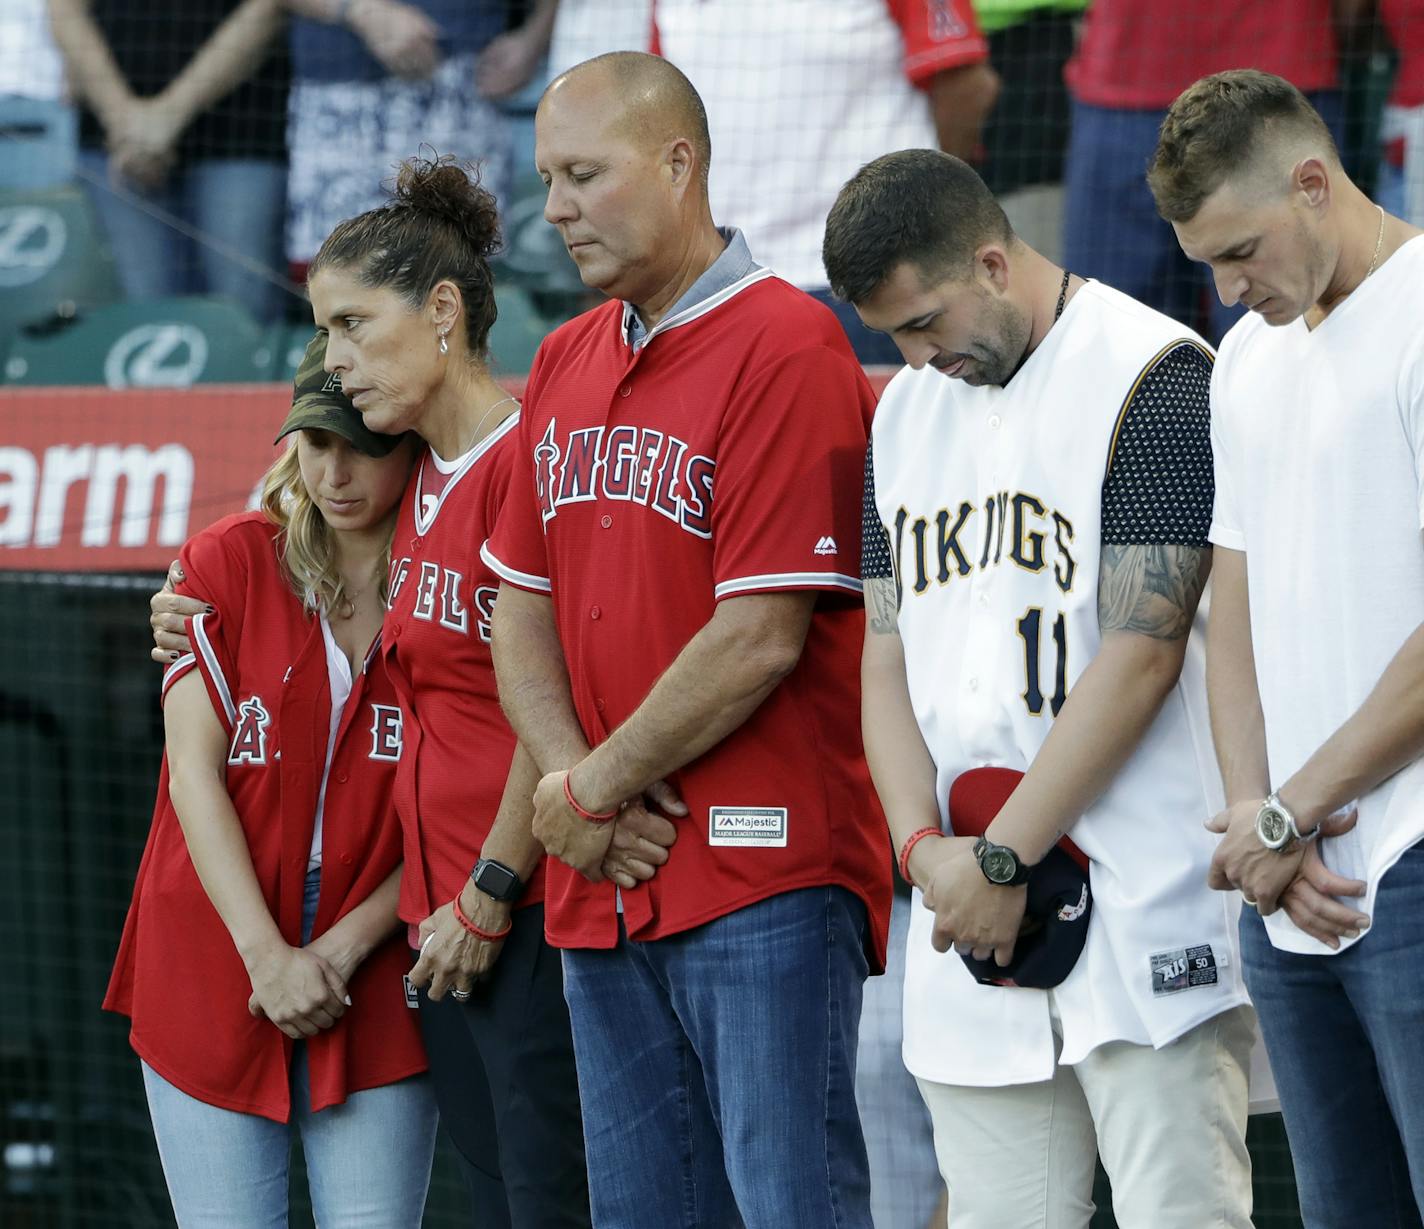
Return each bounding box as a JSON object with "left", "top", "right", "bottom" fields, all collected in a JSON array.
[{"left": 309, "top": 153, "right": 502, "bottom": 358}]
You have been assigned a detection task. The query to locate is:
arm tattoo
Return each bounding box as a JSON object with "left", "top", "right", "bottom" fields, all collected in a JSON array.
[
  {"left": 865, "top": 577, "right": 901, "bottom": 636},
  {"left": 1097, "top": 543, "right": 1211, "bottom": 641}
]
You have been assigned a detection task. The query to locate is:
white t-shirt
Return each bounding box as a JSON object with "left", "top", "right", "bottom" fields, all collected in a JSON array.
[
  {"left": 0, "top": 0, "right": 65, "bottom": 100},
  {"left": 310, "top": 614, "right": 355, "bottom": 871},
  {"left": 654, "top": 0, "right": 940, "bottom": 290},
  {"left": 1209, "top": 233, "right": 1424, "bottom": 956}
]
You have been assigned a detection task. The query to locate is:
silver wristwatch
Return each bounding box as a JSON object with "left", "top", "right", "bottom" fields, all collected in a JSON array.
[{"left": 1254, "top": 792, "right": 1318, "bottom": 852}]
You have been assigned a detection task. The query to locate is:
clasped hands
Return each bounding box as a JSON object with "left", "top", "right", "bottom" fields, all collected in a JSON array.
[
  {"left": 911, "top": 836, "right": 1027, "bottom": 969},
  {"left": 531, "top": 769, "right": 684, "bottom": 888},
  {"left": 1205, "top": 800, "right": 1369, "bottom": 948}
]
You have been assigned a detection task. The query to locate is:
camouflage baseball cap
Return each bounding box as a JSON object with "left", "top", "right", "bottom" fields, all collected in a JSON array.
[{"left": 273, "top": 333, "right": 407, "bottom": 457}]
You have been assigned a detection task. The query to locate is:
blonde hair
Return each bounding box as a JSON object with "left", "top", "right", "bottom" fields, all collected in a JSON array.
[{"left": 258, "top": 444, "right": 396, "bottom": 616}]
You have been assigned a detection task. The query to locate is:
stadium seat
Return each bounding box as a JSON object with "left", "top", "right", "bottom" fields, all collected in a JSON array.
[
  {"left": 487, "top": 283, "right": 552, "bottom": 376},
  {"left": 0, "top": 185, "right": 122, "bottom": 347},
  {"left": 1, "top": 296, "right": 271, "bottom": 387},
  {"left": 259, "top": 320, "right": 322, "bottom": 384}
]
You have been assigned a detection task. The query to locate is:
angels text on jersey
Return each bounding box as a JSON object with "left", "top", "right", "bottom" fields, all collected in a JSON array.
[
  {"left": 388, "top": 556, "right": 499, "bottom": 644},
  {"left": 533, "top": 418, "right": 715, "bottom": 538},
  {"left": 227, "top": 693, "right": 404, "bottom": 764}
]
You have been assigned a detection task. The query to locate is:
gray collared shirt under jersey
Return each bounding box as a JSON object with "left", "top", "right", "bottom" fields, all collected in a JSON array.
[{"left": 620, "top": 227, "right": 760, "bottom": 351}]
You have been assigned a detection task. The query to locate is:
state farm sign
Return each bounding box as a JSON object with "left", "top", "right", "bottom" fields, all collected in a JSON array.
[{"left": 0, "top": 385, "right": 287, "bottom": 571}]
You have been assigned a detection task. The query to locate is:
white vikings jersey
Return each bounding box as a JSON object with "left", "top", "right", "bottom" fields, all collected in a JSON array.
[{"left": 868, "top": 281, "right": 1250, "bottom": 1086}]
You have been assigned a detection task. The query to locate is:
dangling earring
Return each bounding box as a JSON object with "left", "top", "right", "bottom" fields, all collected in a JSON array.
[{"left": 438, "top": 329, "right": 449, "bottom": 355}]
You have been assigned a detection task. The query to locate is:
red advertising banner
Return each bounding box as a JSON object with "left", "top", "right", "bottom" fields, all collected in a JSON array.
[{"left": 1, "top": 370, "right": 896, "bottom": 573}]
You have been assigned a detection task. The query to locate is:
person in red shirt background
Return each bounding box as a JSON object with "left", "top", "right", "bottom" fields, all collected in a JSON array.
[
  {"left": 1379, "top": 0, "right": 1424, "bottom": 225},
  {"left": 109, "top": 341, "right": 435, "bottom": 1226},
  {"left": 485, "top": 51, "right": 891, "bottom": 1229},
  {"left": 1062, "top": 0, "right": 1345, "bottom": 343}
]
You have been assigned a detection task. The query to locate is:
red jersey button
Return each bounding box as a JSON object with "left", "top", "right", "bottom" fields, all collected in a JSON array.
[
  {"left": 618, "top": 383, "right": 632, "bottom": 397},
  {"left": 341, "top": 853, "right": 353, "bottom": 866},
  {"left": 600, "top": 515, "right": 613, "bottom": 529},
  {"left": 594, "top": 698, "right": 606, "bottom": 713},
  {"left": 590, "top": 606, "right": 602, "bottom": 620},
  {"left": 336, "top": 770, "right": 349, "bottom": 784},
  {"left": 390, "top": 622, "right": 402, "bottom": 636}
]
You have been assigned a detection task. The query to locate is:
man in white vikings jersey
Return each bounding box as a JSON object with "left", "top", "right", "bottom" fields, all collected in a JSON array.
[{"left": 822, "top": 149, "right": 1255, "bottom": 1229}]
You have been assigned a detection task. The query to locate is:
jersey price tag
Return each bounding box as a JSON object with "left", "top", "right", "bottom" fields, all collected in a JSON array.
[
  {"left": 403, "top": 974, "right": 419, "bottom": 1009},
  {"left": 1150, "top": 944, "right": 1219, "bottom": 997},
  {"left": 708, "top": 806, "right": 788, "bottom": 848}
]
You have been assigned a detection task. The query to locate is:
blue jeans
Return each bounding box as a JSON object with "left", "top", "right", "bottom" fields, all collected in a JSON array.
[
  {"left": 1063, "top": 93, "right": 1344, "bottom": 345},
  {"left": 0, "top": 96, "right": 77, "bottom": 191},
  {"left": 1241, "top": 842, "right": 1424, "bottom": 1228},
  {"left": 560, "top": 886, "right": 873, "bottom": 1229},
  {"left": 78, "top": 149, "right": 288, "bottom": 321},
  {"left": 807, "top": 288, "right": 905, "bottom": 368},
  {"left": 855, "top": 889, "right": 942, "bottom": 1229},
  {"left": 141, "top": 868, "right": 438, "bottom": 1227}
]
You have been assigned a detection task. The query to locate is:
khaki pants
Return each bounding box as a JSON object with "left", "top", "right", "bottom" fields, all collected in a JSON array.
[{"left": 916, "top": 1005, "right": 1255, "bottom": 1229}]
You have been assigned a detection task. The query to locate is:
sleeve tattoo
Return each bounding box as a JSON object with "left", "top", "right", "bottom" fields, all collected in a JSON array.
[
  {"left": 865, "top": 576, "right": 900, "bottom": 636},
  {"left": 1097, "top": 542, "right": 1211, "bottom": 641}
]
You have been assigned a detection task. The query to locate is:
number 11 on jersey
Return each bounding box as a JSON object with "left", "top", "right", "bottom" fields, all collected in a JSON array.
[{"left": 1017, "top": 607, "right": 1067, "bottom": 717}]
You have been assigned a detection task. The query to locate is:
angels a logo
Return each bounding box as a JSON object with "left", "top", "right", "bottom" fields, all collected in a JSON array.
[
  {"left": 228, "top": 695, "right": 272, "bottom": 765},
  {"left": 533, "top": 418, "right": 714, "bottom": 538},
  {"left": 927, "top": 0, "right": 968, "bottom": 39}
]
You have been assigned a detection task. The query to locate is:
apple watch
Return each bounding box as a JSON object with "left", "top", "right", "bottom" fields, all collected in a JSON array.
[{"left": 471, "top": 857, "right": 523, "bottom": 903}]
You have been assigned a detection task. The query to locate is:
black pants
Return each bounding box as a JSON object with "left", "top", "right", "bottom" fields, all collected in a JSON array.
[{"left": 414, "top": 904, "right": 591, "bottom": 1228}]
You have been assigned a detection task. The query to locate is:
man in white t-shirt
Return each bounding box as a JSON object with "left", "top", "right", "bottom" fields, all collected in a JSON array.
[{"left": 1151, "top": 69, "right": 1424, "bottom": 1225}]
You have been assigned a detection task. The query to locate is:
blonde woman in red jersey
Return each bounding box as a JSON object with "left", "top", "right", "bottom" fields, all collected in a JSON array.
[{"left": 111, "top": 341, "right": 434, "bottom": 1225}]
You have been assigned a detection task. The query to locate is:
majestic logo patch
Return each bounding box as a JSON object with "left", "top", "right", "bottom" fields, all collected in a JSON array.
[
  {"left": 707, "top": 806, "right": 788, "bottom": 848},
  {"left": 1150, "top": 944, "right": 1219, "bottom": 996},
  {"left": 813, "top": 535, "right": 838, "bottom": 556},
  {"left": 228, "top": 695, "right": 272, "bottom": 765}
]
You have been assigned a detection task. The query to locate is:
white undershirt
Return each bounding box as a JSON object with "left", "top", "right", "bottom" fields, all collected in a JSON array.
[{"left": 310, "top": 614, "right": 355, "bottom": 872}]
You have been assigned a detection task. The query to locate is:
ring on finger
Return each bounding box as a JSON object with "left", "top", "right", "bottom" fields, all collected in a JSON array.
[
  {"left": 1242, "top": 895, "right": 1258, "bottom": 908},
  {"left": 450, "top": 987, "right": 471, "bottom": 1002}
]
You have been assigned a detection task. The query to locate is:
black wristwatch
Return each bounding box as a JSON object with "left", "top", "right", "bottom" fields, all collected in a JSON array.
[
  {"left": 471, "top": 858, "right": 523, "bottom": 904},
  {"left": 973, "top": 836, "right": 1032, "bottom": 887}
]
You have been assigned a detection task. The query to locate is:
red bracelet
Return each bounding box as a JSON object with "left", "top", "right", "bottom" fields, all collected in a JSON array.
[
  {"left": 452, "top": 893, "right": 512, "bottom": 942},
  {"left": 898, "top": 826, "right": 944, "bottom": 885},
  {"left": 564, "top": 772, "right": 618, "bottom": 823}
]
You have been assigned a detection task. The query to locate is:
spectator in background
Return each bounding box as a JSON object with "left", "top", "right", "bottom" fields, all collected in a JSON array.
[
  {"left": 49, "top": 0, "right": 291, "bottom": 322},
  {"left": 652, "top": 0, "right": 998, "bottom": 365},
  {"left": 0, "top": 0, "right": 76, "bottom": 191},
  {"left": 973, "top": 0, "right": 1087, "bottom": 262},
  {"left": 1380, "top": 0, "right": 1424, "bottom": 225},
  {"left": 281, "top": 0, "right": 556, "bottom": 276},
  {"left": 1062, "top": 0, "right": 1344, "bottom": 343}
]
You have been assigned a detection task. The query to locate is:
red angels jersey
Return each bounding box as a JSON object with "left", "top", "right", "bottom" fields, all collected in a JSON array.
[
  {"left": 104, "top": 512, "right": 425, "bottom": 1122},
  {"left": 382, "top": 415, "right": 542, "bottom": 928},
  {"left": 484, "top": 275, "right": 892, "bottom": 967}
]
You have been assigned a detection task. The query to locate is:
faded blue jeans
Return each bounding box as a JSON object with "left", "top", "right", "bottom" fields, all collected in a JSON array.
[
  {"left": 1241, "top": 841, "right": 1424, "bottom": 1228},
  {"left": 141, "top": 868, "right": 437, "bottom": 1227},
  {"left": 78, "top": 149, "right": 288, "bottom": 321},
  {"left": 561, "top": 885, "right": 874, "bottom": 1229}
]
